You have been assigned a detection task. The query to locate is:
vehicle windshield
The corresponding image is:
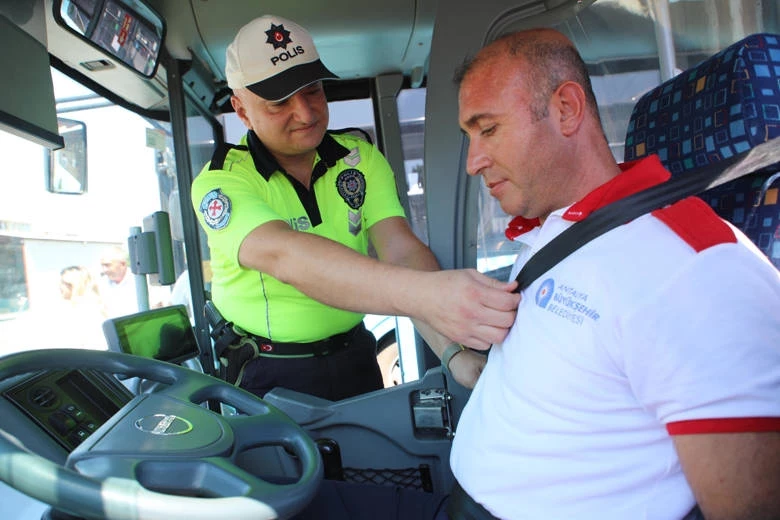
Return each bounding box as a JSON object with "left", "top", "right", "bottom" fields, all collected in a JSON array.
[{"left": 0, "top": 69, "right": 182, "bottom": 355}]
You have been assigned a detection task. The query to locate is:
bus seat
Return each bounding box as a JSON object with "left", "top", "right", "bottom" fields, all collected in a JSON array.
[{"left": 624, "top": 33, "right": 780, "bottom": 268}]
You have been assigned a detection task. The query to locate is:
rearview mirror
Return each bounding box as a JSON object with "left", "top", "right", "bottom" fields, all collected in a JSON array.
[
  {"left": 46, "top": 117, "right": 87, "bottom": 194},
  {"left": 54, "top": 0, "right": 165, "bottom": 78}
]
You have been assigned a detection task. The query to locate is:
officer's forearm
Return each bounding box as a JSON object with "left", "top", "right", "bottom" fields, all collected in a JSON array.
[
  {"left": 239, "top": 221, "right": 433, "bottom": 318},
  {"left": 367, "top": 219, "right": 455, "bottom": 354}
]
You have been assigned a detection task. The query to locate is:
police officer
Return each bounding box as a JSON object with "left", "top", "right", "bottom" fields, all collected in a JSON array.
[{"left": 192, "top": 15, "right": 520, "bottom": 400}]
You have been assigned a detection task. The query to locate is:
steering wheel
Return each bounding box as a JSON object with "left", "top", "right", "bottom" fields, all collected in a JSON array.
[{"left": 0, "top": 349, "right": 322, "bottom": 520}]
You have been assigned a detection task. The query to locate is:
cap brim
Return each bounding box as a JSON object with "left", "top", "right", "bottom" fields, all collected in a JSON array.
[{"left": 246, "top": 60, "right": 338, "bottom": 102}]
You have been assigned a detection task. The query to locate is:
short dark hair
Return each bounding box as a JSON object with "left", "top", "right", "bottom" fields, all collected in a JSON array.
[{"left": 454, "top": 30, "right": 601, "bottom": 124}]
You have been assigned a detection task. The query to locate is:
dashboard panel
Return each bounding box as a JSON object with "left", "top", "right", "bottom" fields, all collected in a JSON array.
[{"left": 3, "top": 369, "right": 133, "bottom": 452}]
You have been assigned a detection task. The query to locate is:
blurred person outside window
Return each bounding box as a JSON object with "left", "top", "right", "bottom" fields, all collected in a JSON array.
[{"left": 57, "top": 265, "right": 106, "bottom": 348}]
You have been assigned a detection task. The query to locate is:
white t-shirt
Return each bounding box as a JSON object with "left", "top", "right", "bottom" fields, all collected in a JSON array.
[
  {"left": 99, "top": 274, "right": 139, "bottom": 318},
  {"left": 450, "top": 156, "right": 780, "bottom": 520}
]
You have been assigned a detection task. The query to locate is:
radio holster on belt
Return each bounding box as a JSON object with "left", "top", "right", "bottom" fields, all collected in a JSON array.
[
  {"left": 205, "top": 300, "right": 363, "bottom": 386},
  {"left": 205, "top": 301, "right": 258, "bottom": 385},
  {"left": 217, "top": 335, "right": 264, "bottom": 386}
]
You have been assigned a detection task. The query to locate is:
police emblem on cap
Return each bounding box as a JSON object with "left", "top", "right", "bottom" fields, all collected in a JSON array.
[
  {"left": 200, "top": 189, "right": 231, "bottom": 230},
  {"left": 266, "top": 23, "right": 292, "bottom": 49},
  {"left": 336, "top": 169, "right": 366, "bottom": 210}
]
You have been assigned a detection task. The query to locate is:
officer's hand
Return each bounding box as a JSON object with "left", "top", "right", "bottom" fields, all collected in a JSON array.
[
  {"left": 448, "top": 348, "right": 487, "bottom": 389},
  {"left": 416, "top": 269, "right": 520, "bottom": 350}
]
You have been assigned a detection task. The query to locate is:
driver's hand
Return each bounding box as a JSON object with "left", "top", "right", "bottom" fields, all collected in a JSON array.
[{"left": 448, "top": 348, "right": 487, "bottom": 389}]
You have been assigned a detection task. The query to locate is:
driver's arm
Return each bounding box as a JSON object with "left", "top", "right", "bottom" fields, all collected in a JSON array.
[{"left": 673, "top": 431, "right": 780, "bottom": 520}]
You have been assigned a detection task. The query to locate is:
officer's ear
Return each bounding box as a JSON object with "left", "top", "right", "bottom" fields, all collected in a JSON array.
[{"left": 230, "top": 93, "right": 251, "bottom": 129}]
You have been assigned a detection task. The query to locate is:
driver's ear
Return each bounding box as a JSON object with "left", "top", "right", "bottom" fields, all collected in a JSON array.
[{"left": 552, "top": 81, "right": 586, "bottom": 137}]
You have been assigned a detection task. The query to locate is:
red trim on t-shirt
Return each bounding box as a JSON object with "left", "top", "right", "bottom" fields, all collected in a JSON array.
[
  {"left": 504, "top": 155, "right": 671, "bottom": 239},
  {"left": 563, "top": 156, "right": 671, "bottom": 222},
  {"left": 667, "top": 417, "right": 780, "bottom": 435},
  {"left": 505, "top": 216, "right": 541, "bottom": 240},
  {"left": 652, "top": 196, "right": 737, "bottom": 252}
]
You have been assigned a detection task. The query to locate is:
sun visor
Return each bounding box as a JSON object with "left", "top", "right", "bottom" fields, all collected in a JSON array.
[{"left": 0, "top": 13, "right": 63, "bottom": 150}]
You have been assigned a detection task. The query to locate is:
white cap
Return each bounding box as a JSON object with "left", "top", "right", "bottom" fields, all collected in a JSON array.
[{"left": 225, "top": 15, "right": 338, "bottom": 102}]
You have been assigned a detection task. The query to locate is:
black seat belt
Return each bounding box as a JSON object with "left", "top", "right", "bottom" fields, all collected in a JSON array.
[{"left": 513, "top": 140, "right": 780, "bottom": 292}]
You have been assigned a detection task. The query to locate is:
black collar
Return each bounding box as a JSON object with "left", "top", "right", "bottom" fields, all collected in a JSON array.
[{"left": 246, "top": 130, "right": 351, "bottom": 182}]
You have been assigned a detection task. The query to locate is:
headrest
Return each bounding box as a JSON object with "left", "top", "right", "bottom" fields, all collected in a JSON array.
[{"left": 624, "top": 33, "right": 780, "bottom": 176}]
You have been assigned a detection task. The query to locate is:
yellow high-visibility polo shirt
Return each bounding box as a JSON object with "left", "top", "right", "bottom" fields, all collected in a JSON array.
[{"left": 192, "top": 130, "right": 406, "bottom": 342}]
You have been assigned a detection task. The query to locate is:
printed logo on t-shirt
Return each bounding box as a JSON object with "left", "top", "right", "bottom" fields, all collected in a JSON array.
[
  {"left": 535, "top": 278, "right": 600, "bottom": 326},
  {"left": 200, "top": 189, "right": 231, "bottom": 230},
  {"left": 535, "top": 278, "right": 555, "bottom": 308}
]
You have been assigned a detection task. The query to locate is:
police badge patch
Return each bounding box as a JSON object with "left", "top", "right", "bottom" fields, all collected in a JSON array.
[
  {"left": 200, "top": 189, "right": 231, "bottom": 230},
  {"left": 336, "top": 169, "right": 366, "bottom": 210}
]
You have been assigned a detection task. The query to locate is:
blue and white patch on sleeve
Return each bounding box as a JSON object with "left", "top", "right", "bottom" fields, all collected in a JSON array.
[{"left": 199, "top": 189, "right": 231, "bottom": 230}]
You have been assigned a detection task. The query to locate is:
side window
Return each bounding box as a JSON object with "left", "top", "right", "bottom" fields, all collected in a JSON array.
[
  {"left": 0, "top": 235, "right": 28, "bottom": 315},
  {"left": 328, "top": 97, "right": 377, "bottom": 142},
  {"left": 476, "top": 185, "right": 525, "bottom": 280},
  {"left": 397, "top": 88, "right": 428, "bottom": 245}
]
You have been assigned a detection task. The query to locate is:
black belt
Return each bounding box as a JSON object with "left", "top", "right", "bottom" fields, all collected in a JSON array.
[
  {"left": 246, "top": 322, "right": 365, "bottom": 357},
  {"left": 447, "top": 479, "right": 500, "bottom": 520},
  {"left": 447, "top": 479, "right": 704, "bottom": 520}
]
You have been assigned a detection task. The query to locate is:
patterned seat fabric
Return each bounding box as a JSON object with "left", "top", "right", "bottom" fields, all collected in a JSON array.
[{"left": 624, "top": 33, "right": 780, "bottom": 268}]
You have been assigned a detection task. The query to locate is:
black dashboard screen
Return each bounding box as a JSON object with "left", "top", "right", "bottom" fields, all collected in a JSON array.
[{"left": 103, "top": 305, "right": 198, "bottom": 364}]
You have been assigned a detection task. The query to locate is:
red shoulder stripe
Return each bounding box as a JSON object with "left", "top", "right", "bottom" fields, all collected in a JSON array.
[
  {"left": 651, "top": 197, "right": 736, "bottom": 252},
  {"left": 667, "top": 417, "right": 780, "bottom": 435}
]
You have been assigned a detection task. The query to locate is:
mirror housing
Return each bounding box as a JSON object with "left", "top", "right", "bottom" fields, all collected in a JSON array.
[{"left": 45, "top": 117, "right": 87, "bottom": 194}]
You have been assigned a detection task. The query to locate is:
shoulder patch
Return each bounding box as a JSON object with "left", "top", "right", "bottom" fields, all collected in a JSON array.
[
  {"left": 344, "top": 147, "right": 361, "bottom": 166},
  {"left": 652, "top": 196, "right": 736, "bottom": 252},
  {"left": 199, "top": 189, "right": 231, "bottom": 230}
]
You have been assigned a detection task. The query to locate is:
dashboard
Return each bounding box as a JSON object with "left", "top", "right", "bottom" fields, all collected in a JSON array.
[
  {"left": 3, "top": 368, "right": 132, "bottom": 453},
  {"left": 0, "top": 345, "right": 464, "bottom": 520}
]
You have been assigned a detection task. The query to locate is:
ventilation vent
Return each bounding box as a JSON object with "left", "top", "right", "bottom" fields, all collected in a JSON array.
[{"left": 80, "top": 59, "right": 115, "bottom": 72}]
